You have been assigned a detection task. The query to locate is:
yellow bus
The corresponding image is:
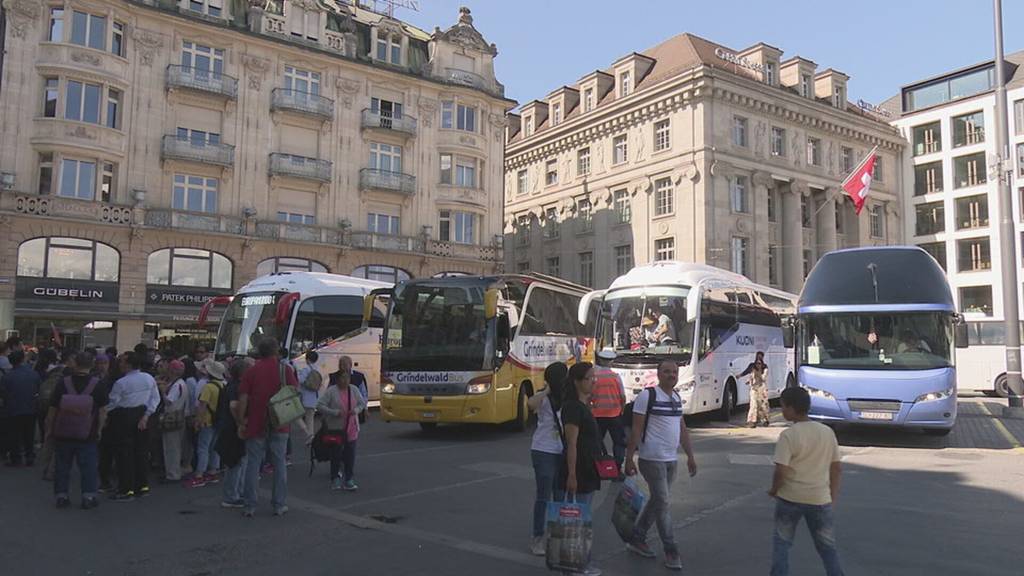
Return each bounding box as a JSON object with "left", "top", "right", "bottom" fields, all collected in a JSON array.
[{"left": 368, "top": 274, "right": 594, "bottom": 431}]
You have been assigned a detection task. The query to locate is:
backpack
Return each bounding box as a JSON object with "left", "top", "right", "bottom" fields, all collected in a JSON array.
[
  {"left": 53, "top": 376, "right": 99, "bottom": 441},
  {"left": 301, "top": 368, "right": 323, "bottom": 392},
  {"left": 37, "top": 369, "right": 63, "bottom": 414}
]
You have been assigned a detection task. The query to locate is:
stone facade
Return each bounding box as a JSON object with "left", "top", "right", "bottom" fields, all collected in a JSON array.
[
  {"left": 503, "top": 34, "right": 906, "bottom": 292},
  {"left": 0, "top": 0, "right": 511, "bottom": 351}
]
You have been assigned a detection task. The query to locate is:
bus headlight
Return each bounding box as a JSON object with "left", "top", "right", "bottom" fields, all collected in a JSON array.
[
  {"left": 381, "top": 381, "right": 396, "bottom": 394},
  {"left": 466, "top": 376, "right": 491, "bottom": 395},
  {"left": 676, "top": 378, "right": 695, "bottom": 393},
  {"left": 916, "top": 388, "right": 954, "bottom": 403},
  {"left": 802, "top": 385, "right": 835, "bottom": 400}
]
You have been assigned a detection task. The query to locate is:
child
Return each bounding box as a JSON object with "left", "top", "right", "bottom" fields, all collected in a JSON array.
[{"left": 768, "top": 387, "right": 843, "bottom": 576}]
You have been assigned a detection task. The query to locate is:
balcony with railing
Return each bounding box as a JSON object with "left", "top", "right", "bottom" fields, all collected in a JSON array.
[
  {"left": 166, "top": 65, "right": 238, "bottom": 99},
  {"left": 143, "top": 208, "right": 244, "bottom": 234},
  {"left": 254, "top": 220, "right": 343, "bottom": 245},
  {"left": 271, "top": 88, "right": 334, "bottom": 120},
  {"left": 360, "top": 109, "right": 418, "bottom": 137},
  {"left": 442, "top": 67, "right": 505, "bottom": 97},
  {"left": 348, "top": 231, "right": 425, "bottom": 253},
  {"left": 1, "top": 190, "right": 135, "bottom": 226},
  {"left": 426, "top": 239, "right": 502, "bottom": 262},
  {"left": 268, "top": 154, "right": 332, "bottom": 183},
  {"left": 161, "top": 135, "right": 235, "bottom": 167},
  {"left": 359, "top": 168, "right": 416, "bottom": 195}
]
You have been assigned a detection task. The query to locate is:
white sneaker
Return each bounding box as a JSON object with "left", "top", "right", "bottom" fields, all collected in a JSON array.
[{"left": 529, "top": 536, "right": 545, "bottom": 556}]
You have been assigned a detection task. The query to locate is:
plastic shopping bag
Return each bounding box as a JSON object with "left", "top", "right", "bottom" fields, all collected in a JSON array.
[
  {"left": 612, "top": 476, "right": 646, "bottom": 543},
  {"left": 545, "top": 498, "right": 593, "bottom": 573}
]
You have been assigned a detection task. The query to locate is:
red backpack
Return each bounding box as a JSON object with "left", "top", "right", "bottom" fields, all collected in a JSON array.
[{"left": 53, "top": 376, "right": 100, "bottom": 441}]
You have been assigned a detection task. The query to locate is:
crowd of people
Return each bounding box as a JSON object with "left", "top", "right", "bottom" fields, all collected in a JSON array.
[
  {"left": 527, "top": 357, "right": 843, "bottom": 576},
  {"left": 0, "top": 335, "right": 366, "bottom": 517}
]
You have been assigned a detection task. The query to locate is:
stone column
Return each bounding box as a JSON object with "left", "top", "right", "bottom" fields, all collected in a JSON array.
[
  {"left": 781, "top": 180, "right": 805, "bottom": 293},
  {"left": 117, "top": 319, "right": 146, "bottom": 353},
  {"left": 816, "top": 187, "right": 839, "bottom": 257},
  {"left": 751, "top": 171, "right": 773, "bottom": 283}
]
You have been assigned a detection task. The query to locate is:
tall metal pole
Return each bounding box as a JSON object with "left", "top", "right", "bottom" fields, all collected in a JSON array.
[{"left": 992, "top": 0, "right": 1024, "bottom": 407}]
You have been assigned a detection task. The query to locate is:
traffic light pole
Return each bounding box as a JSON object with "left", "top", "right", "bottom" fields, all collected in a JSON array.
[{"left": 992, "top": 0, "right": 1024, "bottom": 408}]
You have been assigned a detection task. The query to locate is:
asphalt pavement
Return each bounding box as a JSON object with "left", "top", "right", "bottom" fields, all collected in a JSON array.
[{"left": 1, "top": 397, "right": 1021, "bottom": 576}]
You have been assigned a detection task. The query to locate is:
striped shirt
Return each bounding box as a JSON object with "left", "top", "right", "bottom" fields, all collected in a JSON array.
[
  {"left": 108, "top": 369, "right": 160, "bottom": 416},
  {"left": 633, "top": 386, "right": 683, "bottom": 462}
]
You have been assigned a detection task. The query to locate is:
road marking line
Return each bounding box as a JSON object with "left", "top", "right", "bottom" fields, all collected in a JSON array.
[
  {"left": 980, "top": 403, "right": 1022, "bottom": 449},
  {"left": 338, "top": 474, "right": 508, "bottom": 510}
]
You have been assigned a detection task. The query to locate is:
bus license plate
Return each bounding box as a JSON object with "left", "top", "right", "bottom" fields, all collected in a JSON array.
[
  {"left": 421, "top": 412, "right": 436, "bottom": 419},
  {"left": 859, "top": 411, "right": 893, "bottom": 421}
]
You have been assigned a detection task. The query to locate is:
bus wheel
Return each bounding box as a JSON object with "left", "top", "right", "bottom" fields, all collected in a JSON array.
[
  {"left": 716, "top": 380, "right": 736, "bottom": 421},
  {"left": 510, "top": 384, "right": 530, "bottom": 432},
  {"left": 994, "top": 375, "right": 1011, "bottom": 398},
  {"left": 419, "top": 422, "right": 438, "bottom": 432}
]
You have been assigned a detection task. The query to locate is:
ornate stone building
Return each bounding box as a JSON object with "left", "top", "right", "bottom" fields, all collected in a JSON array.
[
  {"left": 0, "top": 1, "right": 511, "bottom": 351},
  {"left": 503, "top": 33, "right": 905, "bottom": 291}
]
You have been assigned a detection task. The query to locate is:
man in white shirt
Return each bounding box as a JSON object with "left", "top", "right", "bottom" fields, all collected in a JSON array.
[
  {"left": 624, "top": 360, "right": 697, "bottom": 571},
  {"left": 107, "top": 352, "right": 160, "bottom": 501}
]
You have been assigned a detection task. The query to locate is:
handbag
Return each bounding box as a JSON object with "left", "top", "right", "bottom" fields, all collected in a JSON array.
[
  {"left": 612, "top": 477, "right": 647, "bottom": 542},
  {"left": 594, "top": 454, "right": 619, "bottom": 480},
  {"left": 268, "top": 364, "right": 305, "bottom": 428},
  {"left": 158, "top": 381, "right": 186, "bottom": 431},
  {"left": 545, "top": 497, "right": 593, "bottom": 573}
]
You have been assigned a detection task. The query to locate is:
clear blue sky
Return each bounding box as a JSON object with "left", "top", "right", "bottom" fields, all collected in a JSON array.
[{"left": 400, "top": 0, "right": 1024, "bottom": 110}]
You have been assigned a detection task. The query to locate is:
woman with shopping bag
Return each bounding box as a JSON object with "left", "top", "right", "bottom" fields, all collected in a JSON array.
[
  {"left": 546, "top": 362, "right": 602, "bottom": 575},
  {"left": 528, "top": 362, "right": 568, "bottom": 556},
  {"left": 316, "top": 370, "right": 366, "bottom": 491}
]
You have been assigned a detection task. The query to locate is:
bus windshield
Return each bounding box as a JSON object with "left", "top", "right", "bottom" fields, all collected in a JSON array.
[
  {"left": 601, "top": 287, "right": 694, "bottom": 364},
  {"left": 215, "top": 292, "right": 284, "bottom": 357},
  {"left": 384, "top": 282, "right": 490, "bottom": 371},
  {"left": 799, "top": 312, "right": 952, "bottom": 370}
]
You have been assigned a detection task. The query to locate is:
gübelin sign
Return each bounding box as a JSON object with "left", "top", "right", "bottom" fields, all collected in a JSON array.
[{"left": 15, "top": 278, "right": 119, "bottom": 304}]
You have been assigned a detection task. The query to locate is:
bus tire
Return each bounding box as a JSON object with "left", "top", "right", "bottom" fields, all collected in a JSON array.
[
  {"left": 924, "top": 427, "right": 952, "bottom": 437},
  {"left": 716, "top": 379, "right": 737, "bottom": 421},
  {"left": 786, "top": 374, "right": 797, "bottom": 389},
  {"left": 510, "top": 383, "right": 531, "bottom": 432},
  {"left": 419, "top": 422, "right": 438, "bottom": 432},
  {"left": 994, "top": 375, "right": 1011, "bottom": 398}
]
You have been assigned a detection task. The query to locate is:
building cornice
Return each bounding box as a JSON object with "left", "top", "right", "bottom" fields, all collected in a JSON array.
[{"left": 505, "top": 65, "right": 903, "bottom": 170}]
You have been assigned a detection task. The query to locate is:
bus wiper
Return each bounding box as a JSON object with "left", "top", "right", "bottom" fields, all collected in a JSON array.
[{"left": 867, "top": 263, "right": 879, "bottom": 303}]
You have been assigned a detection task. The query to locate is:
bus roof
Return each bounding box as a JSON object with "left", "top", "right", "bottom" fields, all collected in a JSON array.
[
  {"left": 398, "top": 273, "right": 590, "bottom": 295},
  {"left": 798, "top": 246, "right": 954, "bottom": 313},
  {"left": 607, "top": 261, "right": 750, "bottom": 292},
  {"left": 235, "top": 272, "right": 391, "bottom": 298}
]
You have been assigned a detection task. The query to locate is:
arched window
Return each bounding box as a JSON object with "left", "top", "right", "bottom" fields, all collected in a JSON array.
[
  {"left": 17, "top": 237, "right": 119, "bottom": 281},
  {"left": 352, "top": 264, "right": 410, "bottom": 284},
  {"left": 147, "top": 248, "right": 232, "bottom": 289},
  {"left": 256, "top": 257, "right": 329, "bottom": 277}
]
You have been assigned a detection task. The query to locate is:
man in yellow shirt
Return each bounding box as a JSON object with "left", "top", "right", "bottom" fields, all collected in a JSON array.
[{"left": 768, "top": 387, "right": 843, "bottom": 576}]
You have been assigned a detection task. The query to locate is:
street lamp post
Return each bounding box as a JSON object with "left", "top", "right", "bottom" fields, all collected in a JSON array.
[{"left": 992, "top": 0, "right": 1024, "bottom": 408}]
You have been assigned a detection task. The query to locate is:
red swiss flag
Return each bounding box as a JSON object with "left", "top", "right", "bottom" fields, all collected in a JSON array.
[{"left": 841, "top": 147, "right": 878, "bottom": 215}]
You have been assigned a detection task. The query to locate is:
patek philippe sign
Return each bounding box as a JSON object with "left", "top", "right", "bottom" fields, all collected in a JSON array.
[
  {"left": 714, "top": 47, "right": 766, "bottom": 73},
  {"left": 15, "top": 278, "right": 120, "bottom": 304},
  {"left": 146, "top": 286, "right": 231, "bottom": 308}
]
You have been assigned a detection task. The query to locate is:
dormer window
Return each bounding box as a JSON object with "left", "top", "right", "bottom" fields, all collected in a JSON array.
[
  {"left": 188, "top": 0, "right": 223, "bottom": 18},
  {"left": 620, "top": 71, "right": 632, "bottom": 97},
  {"left": 551, "top": 102, "right": 562, "bottom": 126},
  {"left": 833, "top": 85, "right": 845, "bottom": 108},
  {"left": 801, "top": 74, "right": 812, "bottom": 98},
  {"left": 583, "top": 87, "right": 594, "bottom": 112},
  {"left": 376, "top": 32, "right": 401, "bottom": 65},
  {"left": 765, "top": 62, "right": 776, "bottom": 86},
  {"left": 524, "top": 115, "right": 534, "bottom": 137},
  {"left": 288, "top": 3, "right": 319, "bottom": 41}
]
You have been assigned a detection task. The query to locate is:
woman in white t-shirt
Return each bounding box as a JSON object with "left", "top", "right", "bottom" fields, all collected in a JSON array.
[{"left": 526, "top": 362, "right": 568, "bottom": 556}]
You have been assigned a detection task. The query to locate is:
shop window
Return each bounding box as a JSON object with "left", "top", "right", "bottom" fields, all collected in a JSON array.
[
  {"left": 352, "top": 264, "right": 411, "bottom": 284},
  {"left": 16, "top": 237, "right": 119, "bottom": 281},
  {"left": 256, "top": 257, "right": 328, "bottom": 277},
  {"left": 147, "top": 248, "right": 232, "bottom": 289}
]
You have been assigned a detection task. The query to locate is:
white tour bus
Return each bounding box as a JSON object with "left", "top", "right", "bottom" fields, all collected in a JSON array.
[
  {"left": 955, "top": 318, "right": 1023, "bottom": 397},
  {"left": 200, "top": 272, "right": 391, "bottom": 400},
  {"left": 578, "top": 261, "right": 797, "bottom": 419}
]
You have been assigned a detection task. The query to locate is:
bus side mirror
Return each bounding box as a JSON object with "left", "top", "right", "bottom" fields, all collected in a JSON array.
[
  {"left": 496, "top": 315, "right": 511, "bottom": 354},
  {"left": 782, "top": 322, "right": 795, "bottom": 349},
  {"left": 954, "top": 322, "right": 969, "bottom": 349}
]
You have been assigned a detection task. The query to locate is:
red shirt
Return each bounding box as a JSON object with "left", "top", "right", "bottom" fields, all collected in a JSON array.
[{"left": 239, "top": 357, "right": 299, "bottom": 439}]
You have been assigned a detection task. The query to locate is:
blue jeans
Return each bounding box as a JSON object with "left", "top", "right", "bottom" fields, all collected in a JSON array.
[
  {"left": 54, "top": 441, "right": 98, "bottom": 499},
  {"left": 194, "top": 426, "right": 221, "bottom": 476},
  {"left": 531, "top": 450, "right": 565, "bottom": 537},
  {"left": 222, "top": 456, "right": 247, "bottom": 503},
  {"left": 771, "top": 498, "right": 844, "bottom": 576},
  {"left": 243, "top": 433, "right": 288, "bottom": 512}
]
